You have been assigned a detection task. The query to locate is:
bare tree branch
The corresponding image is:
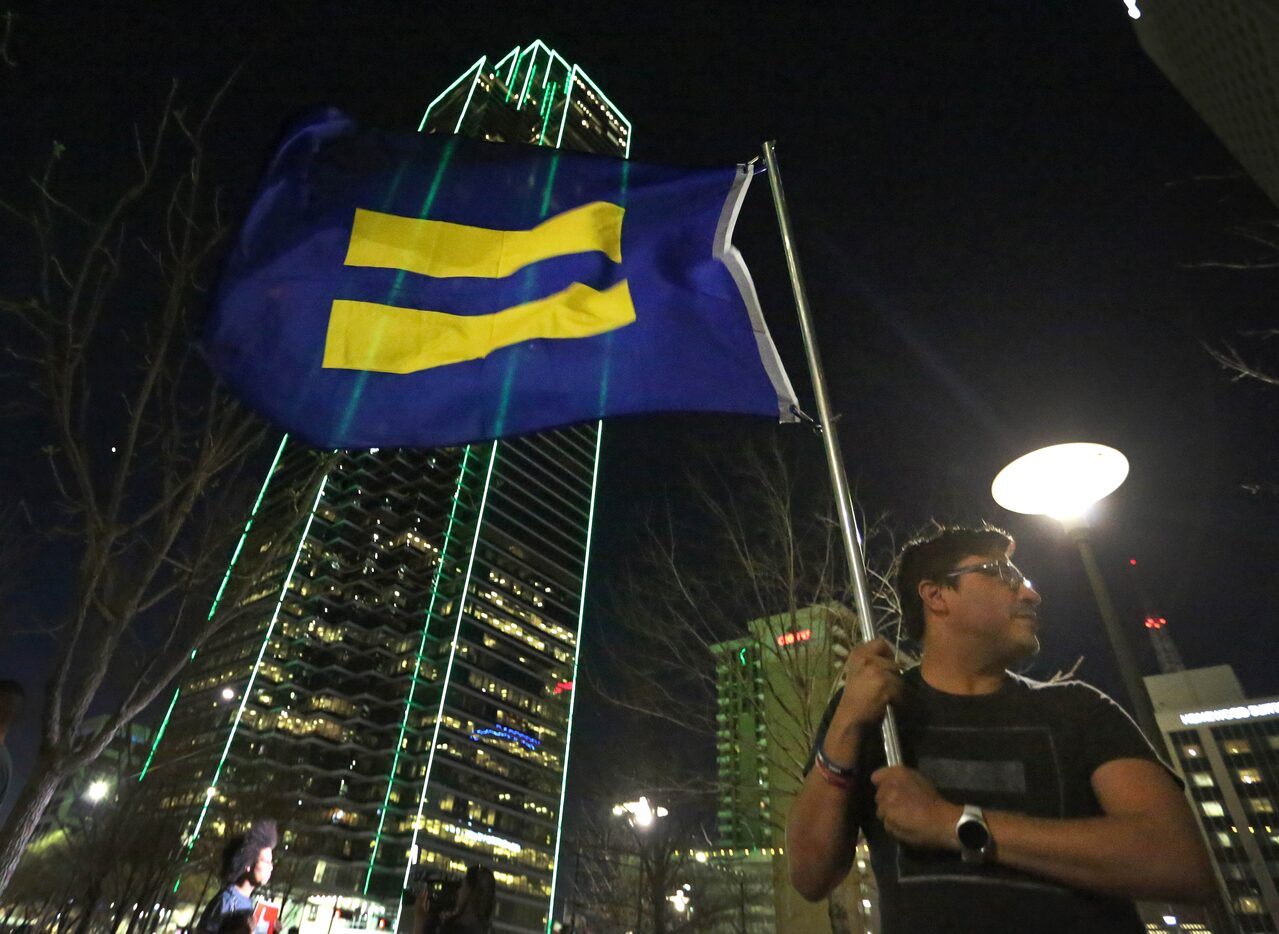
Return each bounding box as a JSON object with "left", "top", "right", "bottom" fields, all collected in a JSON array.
[{"left": 0, "top": 79, "right": 329, "bottom": 898}]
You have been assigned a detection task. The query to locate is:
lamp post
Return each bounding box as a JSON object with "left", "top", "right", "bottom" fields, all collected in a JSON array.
[
  {"left": 613, "top": 797, "right": 668, "bottom": 933},
  {"left": 992, "top": 442, "right": 1160, "bottom": 742}
]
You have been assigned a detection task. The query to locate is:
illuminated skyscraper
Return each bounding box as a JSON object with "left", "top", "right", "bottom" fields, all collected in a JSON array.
[
  {"left": 142, "top": 42, "right": 630, "bottom": 934},
  {"left": 1131, "top": 0, "right": 1279, "bottom": 208},
  {"left": 1147, "top": 666, "right": 1279, "bottom": 933},
  {"left": 711, "top": 606, "right": 876, "bottom": 934}
]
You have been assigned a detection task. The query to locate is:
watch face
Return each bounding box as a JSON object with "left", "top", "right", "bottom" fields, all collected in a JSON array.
[{"left": 957, "top": 817, "right": 990, "bottom": 851}]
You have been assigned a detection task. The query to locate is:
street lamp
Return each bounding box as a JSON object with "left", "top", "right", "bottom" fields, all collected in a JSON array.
[
  {"left": 84, "top": 779, "right": 110, "bottom": 803},
  {"left": 992, "top": 442, "right": 1159, "bottom": 741},
  {"left": 612, "top": 796, "right": 668, "bottom": 830},
  {"left": 612, "top": 797, "right": 668, "bottom": 931}
]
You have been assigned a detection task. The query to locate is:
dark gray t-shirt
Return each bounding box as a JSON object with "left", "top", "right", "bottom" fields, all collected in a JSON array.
[{"left": 809, "top": 668, "right": 1167, "bottom": 934}]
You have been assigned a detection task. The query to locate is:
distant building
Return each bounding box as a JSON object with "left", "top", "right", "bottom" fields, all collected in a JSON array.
[
  {"left": 33, "top": 715, "right": 153, "bottom": 842},
  {"left": 1146, "top": 665, "right": 1279, "bottom": 932},
  {"left": 711, "top": 605, "right": 878, "bottom": 934},
  {"left": 1131, "top": 1, "right": 1279, "bottom": 208},
  {"left": 140, "top": 42, "right": 630, "bottom": 934}
]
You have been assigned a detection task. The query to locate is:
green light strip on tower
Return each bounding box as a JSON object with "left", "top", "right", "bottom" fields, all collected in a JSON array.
[
  {"left": 419, "top": 56, "right": 485, "bottom": 132},
  {"left": 186, "top": 472, "right": 331, "bottom": 845},
  {"left": 517, "top": 40, "right": 553, "bottom": 110},
  {"left": 546, "top": 48, "right": 571, "bottom": 81},
  {"left": 138, "top": 433, "right": 291, "bottom": 782},
  {"left": 517, "top": 61, "right": 538, "bottom": 111},
  {"left": 362, "top": 446, "right": 475, "bottom": 894},
  {"left": 505, "top": 44, "right": 530, "bottom": 102},
  {"left": 543, "top": 421, "right": 604, "bottom": 934},
  {"left": 494, "top": 45, "right": 519, "bottom": 77},
  {"left": 392, "top": 442, "right": 499, "bottom": 932},
  {"left": 554, "top": 66, "right": 577, "bottom": 150},
  {"left": 539, "top": 80, "right": 558, "bottom": 145},
  {"left": 493, "top": 45, "right": 519, "bottom": 98},
  {"left": 453, "top": 56, "right": 487, "bottom": 135}
]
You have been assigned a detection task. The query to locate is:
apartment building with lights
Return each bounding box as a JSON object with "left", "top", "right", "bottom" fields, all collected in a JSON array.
[
  {"left": 140, "top": 42, "right": 630, "bottom": 934},
  {"left": 1146, "top": 665, "right": 1279, "bottom": 933},
  {"left": 711, "top": 605, "right": 878, "bottom": 934}
]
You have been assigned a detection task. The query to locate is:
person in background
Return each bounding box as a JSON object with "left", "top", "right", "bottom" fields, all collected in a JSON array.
[
  {"left": 197, "top": 819, "right": 278, "bottom": 934},
  {"left": 413, "top": 865, "right": 496, "bottom": 934}
]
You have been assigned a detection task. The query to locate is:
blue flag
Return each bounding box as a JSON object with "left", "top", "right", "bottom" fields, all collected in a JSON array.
[{"left": 206, "top": 110, "right": 798, "bottom": 449}]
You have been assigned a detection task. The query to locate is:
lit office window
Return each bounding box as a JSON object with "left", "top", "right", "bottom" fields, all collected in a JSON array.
[{"left": 1236, "top": 896, "right": 1264, "bottom": 914}]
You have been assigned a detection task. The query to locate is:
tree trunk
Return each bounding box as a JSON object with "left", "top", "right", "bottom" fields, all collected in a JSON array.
[
  {"left": 108, "top": 897, "right": 130, "bottom": 934},
  {"left": 0, "top": 756, "right": 67, "bottom": 898},
  {"left": 72, "top": 879, "right": 102, "bottom": 934}
]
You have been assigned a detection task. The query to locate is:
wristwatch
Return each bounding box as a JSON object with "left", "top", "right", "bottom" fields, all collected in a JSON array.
[{"left": 955, "top": 804, "right": 994, "bottom": 864}]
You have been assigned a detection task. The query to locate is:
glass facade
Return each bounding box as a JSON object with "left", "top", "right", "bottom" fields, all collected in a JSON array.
[
  {"left": 142, "top": 42, "right": 629, "bottom": 934},
  {"left": 1166, "top": 712, "right": 1279, "bottom": 933}
]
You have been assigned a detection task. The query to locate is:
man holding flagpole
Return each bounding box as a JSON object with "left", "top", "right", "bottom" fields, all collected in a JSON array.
[{"left": 787, "top": 526, "right": 1213, "bottom": 933}]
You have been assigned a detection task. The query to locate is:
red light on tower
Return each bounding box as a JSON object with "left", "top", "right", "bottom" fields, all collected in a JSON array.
[
  {"left": 775, "top": 629, "right": 813, "bottom": 647},
  {"left": 1129, "top": 559, "right": 1137, "bottom": 566}
]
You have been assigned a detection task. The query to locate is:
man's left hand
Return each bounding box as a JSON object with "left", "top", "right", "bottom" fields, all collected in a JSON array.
[{"left": 870, "top": 766, "right": 962, "bottom": 850}]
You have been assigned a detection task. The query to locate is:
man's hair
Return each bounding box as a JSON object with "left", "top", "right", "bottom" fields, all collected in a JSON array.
[
  {"left": 896, "top": 525, "right": 1014, "bottom": 640},
  {"left": 221, "top": 818, "right": 278, "bottom": 883}
]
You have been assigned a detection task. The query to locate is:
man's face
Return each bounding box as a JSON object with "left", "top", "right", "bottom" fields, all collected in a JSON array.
[
  {"left": 251, "top": 847, "right": 273, "bottom": 886},
  {"left": 940, "top": 551, "right": 1043, "bottom": 661}
]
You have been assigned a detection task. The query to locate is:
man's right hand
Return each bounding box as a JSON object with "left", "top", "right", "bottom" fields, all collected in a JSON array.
[{"left": 824, "top": 638, "right": 903, "bottom": 763}]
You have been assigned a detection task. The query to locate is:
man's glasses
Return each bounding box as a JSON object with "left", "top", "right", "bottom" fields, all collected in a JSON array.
[{"left": 944, "top": 559, "right": 1031, "bottom": 592}]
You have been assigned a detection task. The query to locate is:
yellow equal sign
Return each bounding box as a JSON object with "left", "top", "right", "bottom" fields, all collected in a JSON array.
[{"left": 323, "top": 201, "right": 633, "bottom": 374}]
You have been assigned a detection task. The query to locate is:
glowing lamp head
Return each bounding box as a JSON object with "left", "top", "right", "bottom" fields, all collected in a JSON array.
[
  {"left": 613, "top": 795, "right": 667, "bottom": 829},
  {"left": 220, "top": 687, "right": 235, "bottom": 701},
  {"left": 992, "top": 443, "right": 1128, "bottom": 521},
  {"left": 85, "top": 779, "right": 110, "bottom": 803}
]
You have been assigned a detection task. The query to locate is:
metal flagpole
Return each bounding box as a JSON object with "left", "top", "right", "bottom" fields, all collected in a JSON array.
[{"left": 761, "top": 140, "right": 902, "bottom": 767}]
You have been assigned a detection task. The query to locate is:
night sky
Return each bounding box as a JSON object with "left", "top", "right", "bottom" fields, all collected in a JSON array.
[{"left": 2, "top": 0, "right": 1277, "bottom": 825}]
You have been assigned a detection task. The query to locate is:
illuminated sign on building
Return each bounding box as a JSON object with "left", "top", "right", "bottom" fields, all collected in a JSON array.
[
  {"left": 553, "top": 680, "right": 573, "bottom": 695},
  {"left": 1180, "top": 701, "right": 1279, "bottom": 726},
  {"left": 470, "top": 724, "right": 541, "bottom": 750},
  {"left": 775, "top": 629, "right": 812, "bottom": 647}
]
